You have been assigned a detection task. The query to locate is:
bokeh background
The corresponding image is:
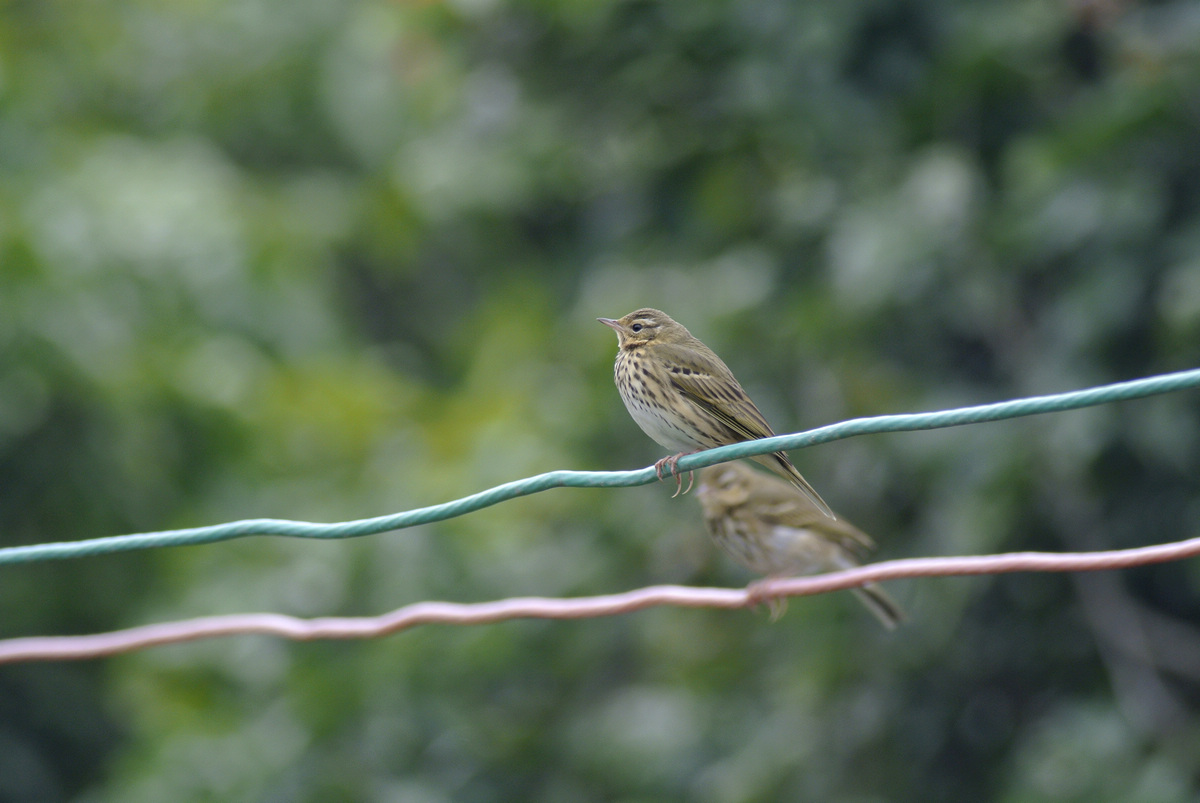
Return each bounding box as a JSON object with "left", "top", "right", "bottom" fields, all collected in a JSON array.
[{"left": 3, "top": 0, "right": 1200, "bottom": 800}]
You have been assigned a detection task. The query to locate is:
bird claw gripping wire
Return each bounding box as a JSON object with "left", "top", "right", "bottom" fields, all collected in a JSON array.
[{"left": 654, "top": 453, "right": 697, "bottom": 497}]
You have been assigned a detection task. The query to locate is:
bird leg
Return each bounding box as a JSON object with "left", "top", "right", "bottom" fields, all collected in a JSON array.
[{"left": 653, "top": 452, "right": 697, "bottom": 497}]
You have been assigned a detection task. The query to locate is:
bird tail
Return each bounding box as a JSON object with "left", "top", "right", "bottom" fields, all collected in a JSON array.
[
  {"left": 852, "top": 584, "right": 905, "bottom": 630},
  {"left": 754, "top": 453, "right": 837, "bottom": 520}
]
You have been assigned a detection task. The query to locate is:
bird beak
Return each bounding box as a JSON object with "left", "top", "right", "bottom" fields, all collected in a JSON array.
[{"left": 597, "top": 317, "right": 623, "bottom": 333}]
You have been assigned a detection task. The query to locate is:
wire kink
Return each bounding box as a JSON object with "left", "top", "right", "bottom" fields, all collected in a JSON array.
[{"left": 3, "top": 367, "right": 1199, "bottom": 566}]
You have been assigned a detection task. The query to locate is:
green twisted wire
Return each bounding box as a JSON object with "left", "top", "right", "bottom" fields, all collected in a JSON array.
[{"left": 3, "top": 367, "right": 1199, "bottom": 565}]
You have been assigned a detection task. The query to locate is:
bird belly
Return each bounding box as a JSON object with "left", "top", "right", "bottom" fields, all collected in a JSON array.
[
  {"left": 621, "top": 393, "right": 704, "bottom": 453},
  {"left": 762, "top": 525, "right": 837, "bottom": 575}
]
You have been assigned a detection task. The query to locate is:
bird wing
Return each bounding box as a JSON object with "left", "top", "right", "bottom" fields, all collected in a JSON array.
[
  {"left": 653, "top": 343, "right": 777, "bottom": 441},
  {"left": 756, "top": 499, "right": 876, "bottom": 555}
]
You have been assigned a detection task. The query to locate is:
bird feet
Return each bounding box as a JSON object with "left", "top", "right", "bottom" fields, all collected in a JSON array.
[
  {"left": 653, "top": 452, "right": 696, "bottom": 497},
  {"left": 746, "top": 578, "right": 789, "bottom": 621}
]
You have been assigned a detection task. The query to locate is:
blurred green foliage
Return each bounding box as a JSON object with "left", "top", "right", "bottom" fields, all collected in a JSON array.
[{"left": 2, "top": 0, "right": 1200, "bottom": 800}]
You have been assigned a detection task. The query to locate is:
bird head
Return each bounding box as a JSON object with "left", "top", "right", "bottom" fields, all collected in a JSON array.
[
  {"left": 597, "top": 308, "right": 688, "bottom": 348},
  {"left": 697, "top": 462, "right": 755, "bottom": 513}
]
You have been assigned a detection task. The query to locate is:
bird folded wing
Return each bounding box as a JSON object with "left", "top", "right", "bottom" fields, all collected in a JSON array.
[{"left": 654, "top": 344, "right": 777, "bottom": 441}]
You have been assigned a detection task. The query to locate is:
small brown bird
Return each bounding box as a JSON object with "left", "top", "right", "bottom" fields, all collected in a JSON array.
[
  {"left": 697, "top": 460, "right": 903, "bottom": 629},
  {"left": 598, "top": 308, "right": 833, "bottom": 517}
]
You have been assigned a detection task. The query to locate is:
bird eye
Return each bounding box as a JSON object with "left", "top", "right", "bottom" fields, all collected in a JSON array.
[{"left": 631, "top": 323, "right": 643, "bottom": 332}]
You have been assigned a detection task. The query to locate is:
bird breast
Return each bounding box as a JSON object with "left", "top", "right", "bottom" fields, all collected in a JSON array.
[{"left": 614, "top": 350, "right": 704, "bottom": 453}]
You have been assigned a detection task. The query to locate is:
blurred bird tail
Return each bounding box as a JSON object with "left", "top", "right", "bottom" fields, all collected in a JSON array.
[{"left": 852, "top": 584, "right": 905, "bottom": 630}]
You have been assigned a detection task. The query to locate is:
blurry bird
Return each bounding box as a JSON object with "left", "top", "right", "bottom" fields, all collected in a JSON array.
[
  {"left": 697, "top": 460, "right": 903, "bottom": 629},
  {"left": 598, "top": 308, "right": 832, "bottom": 517}
]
